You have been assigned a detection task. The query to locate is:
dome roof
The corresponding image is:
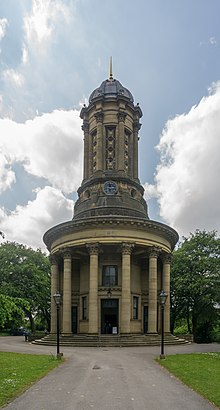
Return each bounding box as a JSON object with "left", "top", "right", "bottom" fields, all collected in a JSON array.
[{"left": 89, "top": 78, "right": 134, "bottom": 103}]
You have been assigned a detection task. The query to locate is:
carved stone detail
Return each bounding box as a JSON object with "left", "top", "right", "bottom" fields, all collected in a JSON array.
[
  {"left": 133, "top": 121, "right": 141, "bottom": 132},
  {"left": 121, "top": 242, "right": 135, "bottom": 255},
  {"left": 148, "top": 246, "right": 161, "bottom": 258},
  {"left": 61, "top": 248, "right": 72, "bottom": 259},
  {"left": 82, "top": 121, "right": 89, "bottom": 132},
  {"left": 86, "top": 243, "right": 99, "bottom": 255},
  {"left": 49, "top": 254, "right": 58, "bottom": 265},
  {"left": 162, "top": 253, "right": 172, "bottom": 264},
  {"left": 118, "top": 111, "right": 127, "bottom": 122},
  {"left": 94, "top": 111, "right": 104, "bottom": 123}
]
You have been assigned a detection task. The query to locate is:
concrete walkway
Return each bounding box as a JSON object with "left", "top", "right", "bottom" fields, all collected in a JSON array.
[{"left": 1, "top": 337, "right": 219, "bottom": 410}]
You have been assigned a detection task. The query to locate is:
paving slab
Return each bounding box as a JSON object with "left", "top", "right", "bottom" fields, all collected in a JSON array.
[{"left": 1, "top": 337, "right": 219, "bottom": 410}]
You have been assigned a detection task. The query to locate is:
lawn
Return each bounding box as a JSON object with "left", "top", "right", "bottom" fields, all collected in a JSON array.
[
  {"left": 0, "top": 352, "right": 64, "bottom": 407},
  {"left": 157, "top": 352, "right": 220, "bottom": 408}
]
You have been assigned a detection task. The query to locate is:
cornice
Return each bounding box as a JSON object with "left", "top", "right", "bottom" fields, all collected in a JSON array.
[{"left": 43, "top": 216, "right": 179, "bottom": 252}]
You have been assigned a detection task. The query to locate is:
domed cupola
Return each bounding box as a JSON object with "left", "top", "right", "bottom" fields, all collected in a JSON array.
[
  {"left": 89, "top": 78, "right": 134, "bottom": 104},
  {"left": 89, "top": 58, "right": 134, "bottom": 104}
]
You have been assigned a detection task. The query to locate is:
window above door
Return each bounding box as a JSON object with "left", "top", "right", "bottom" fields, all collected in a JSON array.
[{"left": 102, "top": 265, "right": 118, "bottom": 286}]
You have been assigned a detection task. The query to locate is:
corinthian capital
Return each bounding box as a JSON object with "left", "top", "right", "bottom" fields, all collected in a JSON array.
[
  {"left": 162, "top": 253, "right": 172, "bottom": 264},
  {"left": 133, "top": 121, "right": 141, "bottom": 133},
  {"left": 94, "top": 111, "right": 104, "bottom": 123},
  {"left": 118, "top": 111, "right": 127, "bottom": 122},
  {"left": 121, "top": 242, "right": 135, "bottom": 255},
  {"left": 148, "top": 246, "right": 161, "bottom": 258},
  {"left": 86, "top": 243, "right": 99, "bottom": 255},
  {"left": 61, "top": 248, "right": 72, "bottom": 259},
  {"left": 49, "top": 254, "right": 58, "bottom": 265}
]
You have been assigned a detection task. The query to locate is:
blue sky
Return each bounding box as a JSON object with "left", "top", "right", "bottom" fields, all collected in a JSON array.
[{"left": 0, "top": 0, "right": 220, "bottom": 250}]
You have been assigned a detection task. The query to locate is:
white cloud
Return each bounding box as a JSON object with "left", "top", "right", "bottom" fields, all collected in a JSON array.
[
  {"left": 0, "top": 18, "right": 8, "bottom": 41},
  {"left": 3, "top": 69, "right": 25, "bottom": 87},
  {"left": 0, "top": 154, "right": 16, "bottom": 193},
  {"left": 209, "top": 36, "right": 217, "bottom": 45},
  {"left": 22, "top": 45, "right": 28, "bottom": 65},
  {"left": 23, "top": 0, "right": 70, "bottom": 49},
  {"left": 147, "top": 82, "right": 220, "bottom": 237},
  {"left": 0, "top": 109, "right": 83, "bottom": 193},
  {"left": 0, "top": 186, "right": 73, "bottom": 250}
]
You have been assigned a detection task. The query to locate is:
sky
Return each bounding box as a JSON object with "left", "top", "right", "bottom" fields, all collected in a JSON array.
[{"left": 0, "top": 0, "right": 220, "bottom": 251}]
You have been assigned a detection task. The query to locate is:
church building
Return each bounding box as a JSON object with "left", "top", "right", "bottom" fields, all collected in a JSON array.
[{"left": 43, "top": 65, "right": 179, "bottom": 345}]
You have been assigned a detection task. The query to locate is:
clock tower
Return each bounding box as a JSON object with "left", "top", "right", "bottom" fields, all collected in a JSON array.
[{"left": 43, "top": 63, "right": 179, "bottom": 346}]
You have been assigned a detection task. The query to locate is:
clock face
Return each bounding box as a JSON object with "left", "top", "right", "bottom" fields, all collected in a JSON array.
[{"left": 103, "top": 181, "right": 118, "bottom": 195}]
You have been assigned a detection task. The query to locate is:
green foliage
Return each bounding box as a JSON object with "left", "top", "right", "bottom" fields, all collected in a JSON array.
[
  {"left": 0, "top": 352, "right": 64, "bottom": 407},
  {"left": 211, "top": 320, "right": 220, "bottom": 342},
  {"left": 173, "top": 322, "right": 189, "bottom": 335},
  {"left": 0, "top": 294, "right": 29, "bottom": 328},
  {"left": 157, "top": 353, "right": 220, "bottom": 408},
  {"left": 171, "top": 230, "right": 220, "bottom": 341},
  {"left": 0, "top": 242, "right": 51, "bottom": 332}
]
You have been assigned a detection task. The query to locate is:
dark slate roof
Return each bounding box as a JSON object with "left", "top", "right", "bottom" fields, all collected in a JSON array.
[{"left": 89, "top": 78, "right": 134, "bottom": 103}]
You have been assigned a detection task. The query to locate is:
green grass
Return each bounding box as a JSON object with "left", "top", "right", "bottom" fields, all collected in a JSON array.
[
  {"left": 157, "top": 353, "right": 220, "bottom": 408},
  {"left": 0, "top": 352, "right": 64, "bottom": 407}
]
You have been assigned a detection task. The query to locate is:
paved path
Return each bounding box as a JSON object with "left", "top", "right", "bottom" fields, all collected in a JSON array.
[{"left": 1, "top": 337, "right": 219, "bottom": 410}]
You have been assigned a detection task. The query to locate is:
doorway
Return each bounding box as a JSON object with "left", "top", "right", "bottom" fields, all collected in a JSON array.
[
  {"left": 101, "top": 299, "right": 118, "bottom": 334},
  {"left": 143, "top": 305, "right": 148, "bottom": 334},
  {"left": 72, "top": 306, "right": 78, "bottom": 334}
]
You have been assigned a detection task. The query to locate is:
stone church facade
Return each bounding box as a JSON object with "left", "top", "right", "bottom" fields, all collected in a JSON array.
[{"left": 44, "top": 70, "right": 178, "bottom": 342}]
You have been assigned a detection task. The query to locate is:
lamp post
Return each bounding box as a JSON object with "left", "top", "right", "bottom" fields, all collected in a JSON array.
[
  {"left": 159, "top": 290, "right": 168, "bottom": 359},
  {"left": 53, "top": 291, "right": 62, "bottom": 359}
]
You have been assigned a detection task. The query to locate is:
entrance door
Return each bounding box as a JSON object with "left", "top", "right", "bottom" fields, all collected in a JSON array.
[
  {"left": 72, "top": 306, "right": 78, "bottom": 334},
  {"left": 101, "top": 299, "right": 118, "bottom": 334},
  {"left": 143, "top": 306, "right": 148, "bottom": 334}
]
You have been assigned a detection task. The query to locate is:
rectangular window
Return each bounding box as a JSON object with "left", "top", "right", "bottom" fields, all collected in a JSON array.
[
  {"left": 133, "top": 296, "right": 139, "bottom": 320},
  {"left": 82, "top": 296, "right": 87, "bottom": 320},
  {"left": 102, "top": 265, "right": 118, "bottom": 286}
]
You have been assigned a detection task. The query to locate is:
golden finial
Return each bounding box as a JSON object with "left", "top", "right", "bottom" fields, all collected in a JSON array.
[{"left": 109, "top": 56, "right": 113, "bottom": 81}]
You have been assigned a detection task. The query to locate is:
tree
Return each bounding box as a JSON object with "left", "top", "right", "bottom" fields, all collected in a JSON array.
[
  {"left": 0, "top": 242, "right": 51, "bottom": 332},
  {"left": 171, "top": 230, "right": 220, "bottom": 342},
  {"left": 0, "top": 294, "right": 29, "bottom": 329}
]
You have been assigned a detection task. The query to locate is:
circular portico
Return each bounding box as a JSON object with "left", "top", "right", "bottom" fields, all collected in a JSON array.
[{"left": 44, "top": 215, "right": 177, "bottom": 339}]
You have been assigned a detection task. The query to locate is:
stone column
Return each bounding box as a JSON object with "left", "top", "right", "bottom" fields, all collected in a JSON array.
[
  {"left": 148, "top": 247, "right": 160, "bottom": 334},
  {"left": 121, "top": 242, "right": 134, "bottom": 334},
  {"left": 50, "top": 255, "right": 59, "bottom": 334},
  {"left": 162, "top": 253, "right": 172, "bottom": 334},
  {"left": 62, "top": 249, "right": 72, "bottom": 334},
  {"left": 118, "top": 111, "right": 126, "bottom": 171},
  {"left": 82, "top": 121, "right": 89, "bottom": 180},
  {"left": 95, "top": 111, "right": 104, "bottom": 171},
  {"left": 133, "top": 121, "right": 141, "bottom": 180},
  {"left": 87, "top": 243, "right": 99, "bottom": 334}
]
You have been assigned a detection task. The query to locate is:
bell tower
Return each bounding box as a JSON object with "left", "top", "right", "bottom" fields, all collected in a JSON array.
[{"left": 74, "top": 60, "right": 149, "bottom": 221}]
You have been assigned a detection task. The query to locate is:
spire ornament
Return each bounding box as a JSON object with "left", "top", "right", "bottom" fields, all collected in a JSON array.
[{"left": 109, "top": 56, "right": 113, "bottom": 81}]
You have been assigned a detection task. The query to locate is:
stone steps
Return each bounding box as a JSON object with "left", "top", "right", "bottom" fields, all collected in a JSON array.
[{"left": 33, "top": 334, "right": 188, "bottom": 347}]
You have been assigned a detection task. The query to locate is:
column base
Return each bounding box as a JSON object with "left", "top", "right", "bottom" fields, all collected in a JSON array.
[{"left": 147, "top": 332, "right": 158, "bottom": 335}]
